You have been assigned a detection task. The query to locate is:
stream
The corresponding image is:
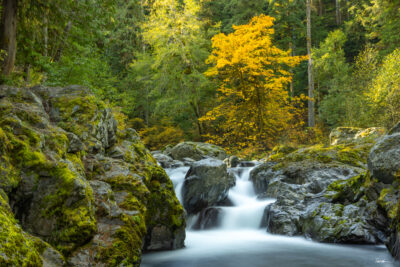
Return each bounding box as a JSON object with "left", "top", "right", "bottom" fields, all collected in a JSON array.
[{"left": 142, "top": 164, "right": 398, "bottom": 267}]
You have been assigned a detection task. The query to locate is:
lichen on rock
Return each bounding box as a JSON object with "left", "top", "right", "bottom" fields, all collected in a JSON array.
[{"left": 0, "top": 85, "right": 185, "bottom": 266}]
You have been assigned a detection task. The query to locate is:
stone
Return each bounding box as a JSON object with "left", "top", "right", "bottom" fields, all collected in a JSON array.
[
  {"left": 368, "top": 132, "right": 400, "bottom": 184},
  {"left": 192, "top": 207, "right": 222, "bottom": 230},
  {"left": 183, "top": 158, "right": 235, "bottom": 214},
  {"left": 330, "top": 127, "right": 385, "bottom": 146},
  {"left": 170, "top": 142, "right": 227, "bottom": 161}
]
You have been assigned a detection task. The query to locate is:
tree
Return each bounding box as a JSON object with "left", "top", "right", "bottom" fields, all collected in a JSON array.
[
  {"left": 0, "top": 0, "right": 18, "bottom": 76},
  {"left": 200, "top": 15, "right": 306, "bottom": 151},
  {"left": 132, "top": 0, "right": 215, "bottom": 137},
  {"left": 368, "top": 49, "right": 400, "bottom": 128},
  {"left": 306, "top": 0, "right": 315, "bottom": 127}
]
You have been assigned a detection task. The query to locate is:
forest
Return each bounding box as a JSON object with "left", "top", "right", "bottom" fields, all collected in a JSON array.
[
  {"left": 1, "top": 0, "right": 400, "bottom": 155},
  {"left": 2, "top": 1, "right": 400, "bottom": 267}
]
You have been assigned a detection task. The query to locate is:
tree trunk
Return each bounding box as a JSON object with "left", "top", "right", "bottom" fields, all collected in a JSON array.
[
  {"left": 43, "top": 14, "right": 48, "bottom": 57},
  {"left": 336, "top": 0, "right": 341, "bottom": 25},
  {"left": 0, "top": 0, "right": 18, "bottom": 77},
  {"left": 24, "top": 63, "right": 30, "bottom": 83},
  {"left": 190, "top": 100, "right": 204, "bottom": 138},
  {"left": 307, "top": 0, "right": 315, "bottom": 127},
  {"left": 53, "top": 21, "right": 72, "bottom": 62},
  {"left": 318, "top": 0, "right": 323, "bottom": 16}
]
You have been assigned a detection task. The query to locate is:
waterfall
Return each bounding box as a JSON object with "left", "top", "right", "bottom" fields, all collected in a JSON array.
[
  {"left": 144, "top": 162, "right": 396, "bottom": 267},
  {"left": 220, "top": 165, "right": 275, "bottom": 229},
  {"left": 167, "top": 163, "right": 275, "bottom": 231}
]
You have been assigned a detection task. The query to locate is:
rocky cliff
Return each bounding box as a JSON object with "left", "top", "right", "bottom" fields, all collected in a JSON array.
[
  {"left": 251, "top": 126, "right": 400, "bottom": 259},
  {"left": 0, "top": 85, "right": 185, "bottom": 266}
]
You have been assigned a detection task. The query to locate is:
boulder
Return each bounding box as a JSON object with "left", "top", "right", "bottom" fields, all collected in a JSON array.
[
  {"left": 254, "top": 140, "right": 387, "bottom": 245},
  {"left": 0, "top": 85, "right": 185, "bottom": 266},
  {"left": 368, "top": 132, "right": 400, "bottom": 184},
  {"left": 170, "top": 142, "right": 227, "bottom": 161},
  {"left": 192, "top": 207, "right": 222, "bottom": 230},
  {"left": 183, "top": 158, "right": 235, "bottom": 214},
  {"left": 330, "top": 127, "right": 385, "bottom": 146}
]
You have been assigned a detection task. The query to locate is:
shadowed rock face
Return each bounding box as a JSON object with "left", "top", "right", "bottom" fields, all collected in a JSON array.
[
  {"left": 253, "top": 135, "right": 390, "bottom": 245},
  {"left": 0, "top": 85, "right": 185, "bottom": 266},
  {"left": 367, "top": 122, "right": 400, "bottom": 260},
  {"left": 182, "top": 158, "right": 235, "bottom": 214}
]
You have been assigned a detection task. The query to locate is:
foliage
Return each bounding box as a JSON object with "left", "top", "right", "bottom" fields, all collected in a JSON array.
[
  {"left": 130, "top": 0, "right": 216, "bottom": 137},
  {"left": 367, "top": 49, "right": 400, "bottom": 128},
  {"left": 139, "top": 124, "right": 184, "bottom": 150},
  {"left": 200, "top": 15, "right": 307, "bottom": 151}
]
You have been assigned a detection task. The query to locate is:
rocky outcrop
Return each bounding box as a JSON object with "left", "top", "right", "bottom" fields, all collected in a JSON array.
[
  {"left": 0, "top": 85, "right": 185, "bottom": 266},
  {"left": 368, "top": 126, "right": 400, "bottom": 184},
  {"left": 366, "top": 122, "right": 400, "bottom": 260},
  {"left": 329, "top": 127, "right": 385, "bottom": 146},
  {"left": 254, "top": 138, "right": 387, "bottom": 244},
  {"left": 182, "top": 158, "right": 235, "bottom": 214},
  {"left": 169, "top": 142, "right": 227, "bottom": 161}
]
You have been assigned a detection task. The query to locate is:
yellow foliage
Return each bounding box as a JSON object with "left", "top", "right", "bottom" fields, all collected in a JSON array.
[
  {"left": 200, "top": 15, "right": 307, "bottom": 151},
  {"left": 139, "top": 125, "right": 184, "bottom": 151}
]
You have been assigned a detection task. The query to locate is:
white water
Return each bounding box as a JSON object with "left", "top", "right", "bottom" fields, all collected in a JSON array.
[
  {"left": 144, "top": 163, "right": 397, "bottom": 267},
  {"left": 220, "top": 166, "right": 275, "bottom": 229},
  {"left": 166, "top": 166, "right": 190, "bottom": 203}
]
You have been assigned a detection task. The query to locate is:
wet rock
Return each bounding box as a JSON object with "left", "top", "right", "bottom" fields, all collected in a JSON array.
[
  {"left": 250, "top": 162, "right": 277, "bottom": 194},
  {"left": 183, "top": 158, "right": 235, "bottom": 214},
  {"left": 192, "top": 207, "right": 222, "bottom": 230}
]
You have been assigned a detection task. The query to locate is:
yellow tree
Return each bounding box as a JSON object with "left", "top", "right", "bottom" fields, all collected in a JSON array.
[{"left": 200, "top": 15, "right": 307, "bottom": 151}]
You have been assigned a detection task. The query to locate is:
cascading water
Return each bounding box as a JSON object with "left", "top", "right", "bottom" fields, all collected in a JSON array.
[
  {"left": 219, "top": 165, "right": 275, "bottom": 229},
  {"left": 142, "top": 163, "right": 396, "bottom": 267}
]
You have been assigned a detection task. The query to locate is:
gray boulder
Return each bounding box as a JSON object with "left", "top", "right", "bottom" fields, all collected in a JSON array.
[
  {"left": 368, "top": 132, "right": 400, "bottom": 184},
  {"left": 183, "top": 158, "right": 235, "bottom": 214},
  {"left": 170, "top": 142, "right": 227, "bottom": 161}
]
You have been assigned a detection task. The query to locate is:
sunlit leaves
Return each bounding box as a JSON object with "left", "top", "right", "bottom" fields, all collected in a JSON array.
[{"left": 200, "top": 15, "right": 307, "bottom": 151}]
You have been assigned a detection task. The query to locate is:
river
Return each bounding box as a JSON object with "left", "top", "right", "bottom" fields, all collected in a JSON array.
[{"left": 142, "top": 164, "right": 398, "bottom": 267}]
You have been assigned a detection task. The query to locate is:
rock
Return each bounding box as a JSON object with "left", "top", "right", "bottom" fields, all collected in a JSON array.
[
  {"left": 250, "top": 162, "right": 277, "bottom": 194},
  {"left": 192, "top": 207, "right": 222, "bottom": 230},
  {"left": 368, "top": 132, "right": 400, "bottom": 184},
  {"left": 170, "top": 142, "right": 227, "bottom": 161},
  {"left": 330, "top": 127, "right": 385, "bottom": 146},
  {"left": 253, "top": 138, "right": 388, "bottom": 245},
  {"left": 152, "top": 152, "right": 175, "bottom": 168},
  {"left": 183, "top": 158, "right": 235, "bottom": 214},
  {"left": 227, "top": 156, "right": 240, "bottom": 168},
  {"left": 67, "top": 132, "right": 84, "bottom": 153},
  {"left": 0, "top": 85, "right": 186, "bottom": 266}
]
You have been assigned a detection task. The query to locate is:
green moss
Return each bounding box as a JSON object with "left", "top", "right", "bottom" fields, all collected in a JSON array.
[
  {"left": 41, "top": 163, "right": 96, "bottom": 255},
  {"left": 271, "top": 142, "right": 373, "bottom": 171},
  {"left": 378, "top": 187, "right": 398, "bottom": 219},
  {"left": 99, "top": 213, "right": 146, "bottom": 267},
  {"left": 0, "top": 192, "right": 43, "bottom": 266},
  {"left": 144, "top": 165, "right": 185, "bottom": 231},
  {"left": 327, "top": 172, "right": 367, "bottom": 203}
]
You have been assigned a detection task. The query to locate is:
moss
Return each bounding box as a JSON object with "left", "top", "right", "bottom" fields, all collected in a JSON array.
[
  {"left": 271, "top": 142, "right": 373, "bottom": 171},
  {"left": 378, "top": 187, "right": 398, "bottom": 219},
  {"left": 45, "top": 129, "right": 69, "bottom": 158},
  {"left": 327, "top": 172, "right": 367, "bottom": 203},
  {"left": 0, "top": 192, "right": 43, "bottom": 266},
  {"left": 52, "top": 95, "right": 101, "bottom": 138},
  {"left": 40, "top": 163, "right": 96, "bottom": 255},
  {"left": 99, "top": 213, "right": 146, "bottom": 267},
  {"left": 144, "top": 164, "right": 185, "bottom": 232}
]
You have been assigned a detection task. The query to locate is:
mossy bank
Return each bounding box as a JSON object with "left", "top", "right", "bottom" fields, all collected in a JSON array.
[{"left": 0, "top": 85, "right": 185, "bottom": 266}]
